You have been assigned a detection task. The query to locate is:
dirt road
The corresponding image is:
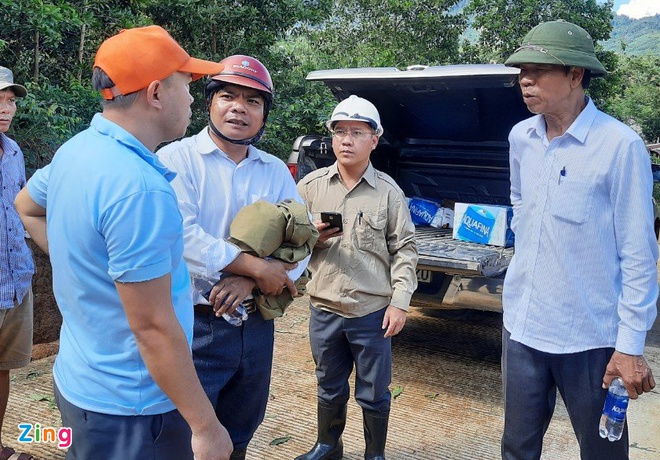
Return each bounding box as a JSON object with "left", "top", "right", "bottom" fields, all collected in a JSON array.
[
  {"left": 7, "top": 297, "right": 659, "bottom": 459},
  {"left": 246, "top": 299, "right": 660, "bottom": 459}
]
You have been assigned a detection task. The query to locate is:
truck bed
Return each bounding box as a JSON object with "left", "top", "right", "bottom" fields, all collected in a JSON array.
[{"left": 415, "top": 226, "right": 513, "bottom": 277}]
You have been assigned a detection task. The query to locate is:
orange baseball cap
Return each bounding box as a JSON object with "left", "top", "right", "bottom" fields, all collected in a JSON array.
[{"left": 94, "top": 25, "right": 224, "bottom": 100}]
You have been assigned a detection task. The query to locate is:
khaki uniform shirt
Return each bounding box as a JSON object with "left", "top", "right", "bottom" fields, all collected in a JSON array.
[{"left": 298, "top": 162, "right": 418, "bottom": 318}]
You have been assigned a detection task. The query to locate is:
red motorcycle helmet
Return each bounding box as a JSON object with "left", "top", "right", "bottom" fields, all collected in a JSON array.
[
  {"left": 210, "top": 55, "right": 272, "bottom": 93},
  {"left": 205, "top": 55, "right": 274, "bottom": 145}
]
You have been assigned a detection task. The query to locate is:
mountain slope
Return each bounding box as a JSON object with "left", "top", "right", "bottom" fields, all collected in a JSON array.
[{"left": 602, "top": 14, "right": 660, "bottom": 55}]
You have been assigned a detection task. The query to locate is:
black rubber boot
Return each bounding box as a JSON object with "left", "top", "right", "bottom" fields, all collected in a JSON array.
[
  {"left": 229, "top": 448, "right": 247, "bottom": 460},
  {"left": 363, "top": 409, "right": 389, "bottom": 460},
  {"left": 294, "top": 401, "right": 347, "bottom": 460}
]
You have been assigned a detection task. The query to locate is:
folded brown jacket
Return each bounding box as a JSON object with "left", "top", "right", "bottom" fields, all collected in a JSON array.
[{"left": 228, "top": 199, "right": 319, "bottom": 319}]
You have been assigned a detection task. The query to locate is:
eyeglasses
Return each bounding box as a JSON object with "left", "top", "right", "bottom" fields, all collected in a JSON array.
[{"left": 332, "top": 128, "right": 374, "bottom": 140}]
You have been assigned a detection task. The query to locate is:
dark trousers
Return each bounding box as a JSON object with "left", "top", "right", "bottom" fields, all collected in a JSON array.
[
  {"left": 192, "top": 309, "right": 274, "bottom": 450},
  {"left": 309, "top": 305, "right": 392, "bottom": 413},
  {"left": 54, "top": 384, "right": 192, "bottom": 460},
  {"left": 501, "top": 328, "right": 629, "bottom": 460}
]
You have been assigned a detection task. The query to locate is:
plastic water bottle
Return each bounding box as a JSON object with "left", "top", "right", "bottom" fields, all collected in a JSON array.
[
  {"left": 599, "top": 377, "right": 629, "bottom": 442},
  {"left": 192, "top": 276, "right": 248, "bottom": 327}
]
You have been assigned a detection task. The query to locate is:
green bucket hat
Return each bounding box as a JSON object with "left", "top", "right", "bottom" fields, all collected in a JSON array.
[{"left": 505, "top": 20, "right": 607, "bottom": 77}]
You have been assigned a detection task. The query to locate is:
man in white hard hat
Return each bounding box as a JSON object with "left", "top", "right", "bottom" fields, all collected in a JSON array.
[{"left": 296, "top": 95, "right": 418, "bottom": 460}]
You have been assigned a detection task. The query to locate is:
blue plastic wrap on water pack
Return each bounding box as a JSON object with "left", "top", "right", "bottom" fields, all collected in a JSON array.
[
  {"left": 453, "top": 203, "right": 514, "bottom": 247},
  {"left": 457, "top": 206, "right": 495, "bottom": 244},
  {"left": 408, "top": 197, "right": 441, "bottom": 226}
]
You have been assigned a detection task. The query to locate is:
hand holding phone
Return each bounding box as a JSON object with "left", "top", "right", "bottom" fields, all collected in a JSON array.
[{"left": 321, "top": 212, "right": 343, "bottom": 232}]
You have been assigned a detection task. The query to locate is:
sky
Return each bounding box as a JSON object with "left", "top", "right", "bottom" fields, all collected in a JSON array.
[{"left": 612, "top": 0, "right": 660, "bottom": 19}]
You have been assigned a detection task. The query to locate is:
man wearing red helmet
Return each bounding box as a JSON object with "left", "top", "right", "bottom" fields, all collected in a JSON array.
[{"left": 157, "top": 55, "right": 309, "bottom": 460}]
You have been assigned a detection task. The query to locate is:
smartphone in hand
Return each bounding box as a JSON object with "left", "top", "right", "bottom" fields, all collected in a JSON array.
[{"left": 320, "top": 212, "right": 343, "bottom": 232}]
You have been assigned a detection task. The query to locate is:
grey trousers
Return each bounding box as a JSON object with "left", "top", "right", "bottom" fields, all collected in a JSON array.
[
  {"left": 309, "top": 305, "right": 392, "bottom": 413},
  {"left": 501, "top": 328, "right": 629, "bottom": 460}
]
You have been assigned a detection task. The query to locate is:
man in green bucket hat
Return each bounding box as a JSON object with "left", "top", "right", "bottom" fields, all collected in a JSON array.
[
  {"left": 504, "top": 19, "right": 607, "bottom": 77},
  {"left": 501, "top": 20, "right": 657, "bottom": 459}
]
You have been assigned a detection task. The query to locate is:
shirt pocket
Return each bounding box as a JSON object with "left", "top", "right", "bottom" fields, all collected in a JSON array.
[
  {"left": 551, "top": 179, "right": 594, "bottom": 225},
  {"left": 355, "top": 208, "right": 387, "bottom": 251}
]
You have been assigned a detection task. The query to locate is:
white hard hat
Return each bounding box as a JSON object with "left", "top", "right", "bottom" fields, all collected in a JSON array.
[{"left": 326, "top": 95, "right": 383, "bottom": 136}]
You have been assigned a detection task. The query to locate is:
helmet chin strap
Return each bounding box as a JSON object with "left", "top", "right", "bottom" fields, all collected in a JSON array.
[{"left": 208, "top": 115, "right": 266, "bottom": 146}]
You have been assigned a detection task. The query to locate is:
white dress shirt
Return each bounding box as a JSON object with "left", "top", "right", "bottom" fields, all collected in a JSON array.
[
  {"left": 157, "top": 128, "right": 308, "bottom": 305},
  {"left": 503, "top": 98, "right": 658, "bottom": 355}
]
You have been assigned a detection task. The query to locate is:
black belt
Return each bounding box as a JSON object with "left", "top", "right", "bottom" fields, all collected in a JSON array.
[{"left": 193, "top": 299, "right": 257, "bottom": 316}]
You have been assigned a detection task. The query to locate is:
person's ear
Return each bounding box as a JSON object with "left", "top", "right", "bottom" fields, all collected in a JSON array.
[
  {"left": 371, "top": 134, "right": 379, "bottom": 151},
  {"left": 569, "top": 67, "right": 585, "bottom": 89},
  {"left": 145, "top": 80, "right": 164, "bottom": 109}
]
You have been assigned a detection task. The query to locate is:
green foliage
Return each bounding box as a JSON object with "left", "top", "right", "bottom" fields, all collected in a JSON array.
[
  {"left": 604, "top": 14, "right": 660, "bottom": 56},
  {"left": 606, "top": 55, "right": 660, "bottom": 143},
  {"left": 146, "top": 0, "right": 311, "bottom": 61},
  {"left": 258, "top": 39, "right": 336, "bottom": 159},
  {"left": 1, "top": 0, "right": 153, "bottom": 171},
  {"left": 11, "top": 79, "right": 99, "bottom": 175},
  {"left": 269, "top": 435, "right": 291, "bottom": 446},
  {"left": 1, "top": 0, "right": 82, "bottom": 82},
  {"left": 586, "top": 49, "right": 620, "bottom": 108},
  {"left": 1, "top": 0, "right": 659, "bottom": 166},
  {"left": 298, "top": 0, "right": 466, "bottom": 68},
  {"left": 465, "top": 0, "right": 613, "bottom": 63},
  {"left": 262, "top": 0, "right": 467, "bottom": 159}
]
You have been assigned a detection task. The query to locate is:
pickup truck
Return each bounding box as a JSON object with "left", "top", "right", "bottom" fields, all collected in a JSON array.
[{"left": 288, "top": 64, "right": 660, "bottom": 313}]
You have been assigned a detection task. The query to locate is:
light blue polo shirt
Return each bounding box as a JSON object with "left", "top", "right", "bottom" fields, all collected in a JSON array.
[{"left": 27, "top": 114, "right": 193, "bottom": 416}]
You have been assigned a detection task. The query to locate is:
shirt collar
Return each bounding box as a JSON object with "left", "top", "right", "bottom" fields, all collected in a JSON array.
[
  {"left": 91, "top": 113, "right": 176, "bottom": 182},
  {"left": 527, "top": 115, "right": 547, "bottom": 140},
  {"left": 0, "top": 133, "right": 18, "bottom": 157},
  {"left": 526, "top": 96, "right": 597, "bottom": 146},
  {"left": 564, "top": 97, "right": 597, "bottom": 144},
  {"left": 195, "top": 127, "right": 276, "bottom": 164},
  {"left": 328, "top": 161, "right": 378, "bottom": 188}
]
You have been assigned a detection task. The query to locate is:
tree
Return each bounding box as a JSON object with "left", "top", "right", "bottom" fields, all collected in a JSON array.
[
  {"left": 464, "top": 0, "right": 626, "bottom": 126},
  {"left": 466, "top": 0, "right": 613, "bottom": 63},
  {"left": 145, "top": 0, "right": 331, "bottom": 156},
  {"left": 0, "top": 0, "right": 81, "bottom": 83},
  {"left": 0, "top": 0, "right": 153, "bottom": 171},
  {"left": 2, "top": 0, "right": 658, "bottom": 165},
  {"left": 146, "top": 0, "right": 320, "bottom": 62},
  {"left": 607, "top": 55, "right": 660, "bottom": 143},
  {"left": 263, "top": 0, "right": 467, "bottom": 158},
  {"left": 298, "top": 0, "right": 466, "bottom": 69},
  {"left": 1, "top": 0, "right": 325, "bottom": 164}
]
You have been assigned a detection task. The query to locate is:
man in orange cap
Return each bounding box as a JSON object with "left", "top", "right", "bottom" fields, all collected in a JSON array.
[{"left": 15, "top": 26, "right": 232, "bottom": 460}]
